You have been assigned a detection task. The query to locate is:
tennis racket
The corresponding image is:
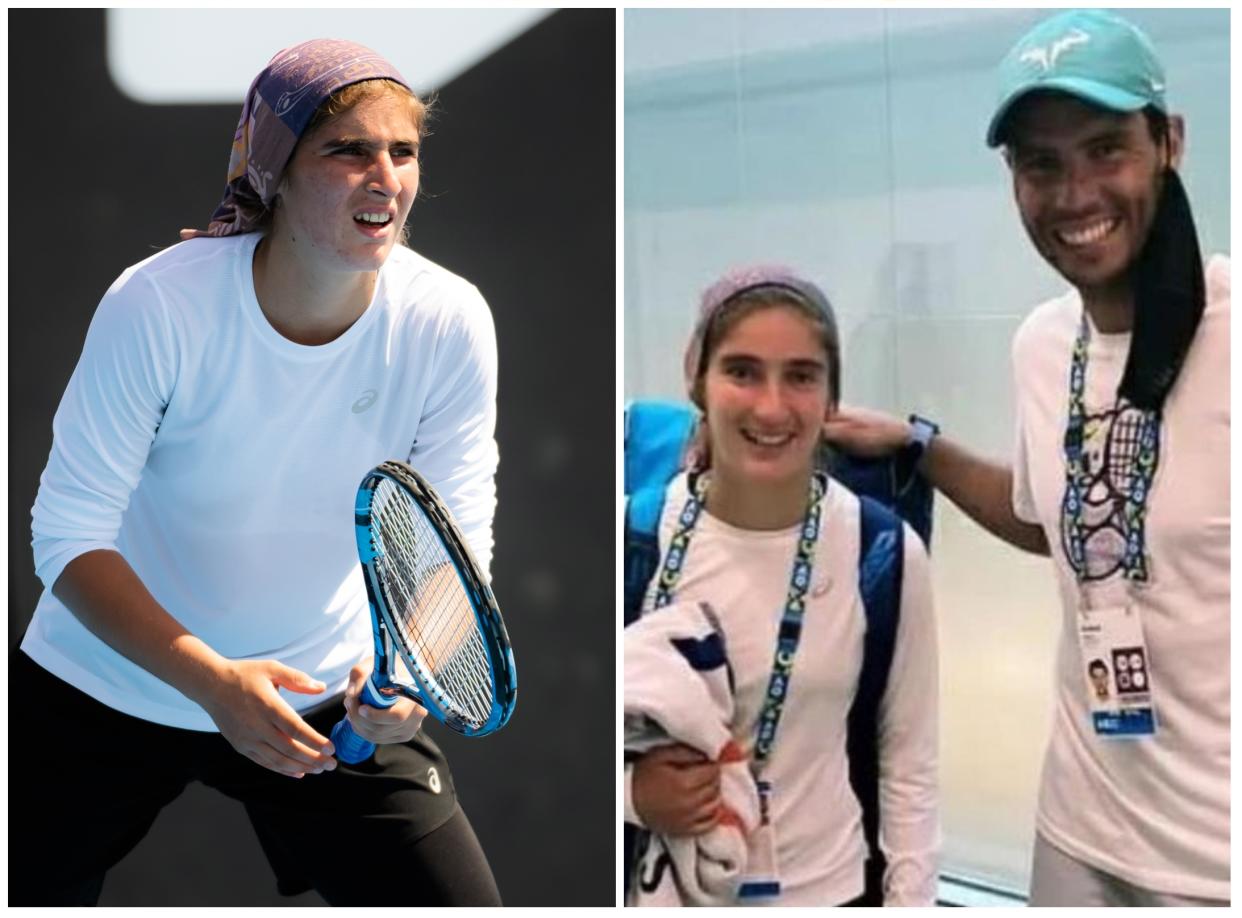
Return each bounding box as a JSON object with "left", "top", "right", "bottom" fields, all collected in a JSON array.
[{"left": 330, "top": 461, "right": 516, "bottom": 763}]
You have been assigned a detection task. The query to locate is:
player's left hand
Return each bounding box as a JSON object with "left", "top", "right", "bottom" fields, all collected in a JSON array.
[{"left": 343, "top": 659, "right": 428, "bottom": 745}]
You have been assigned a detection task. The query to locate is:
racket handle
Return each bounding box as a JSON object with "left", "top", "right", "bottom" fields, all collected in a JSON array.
[{"left": 329, "top": 676, "right": 397, "bottom": 765}]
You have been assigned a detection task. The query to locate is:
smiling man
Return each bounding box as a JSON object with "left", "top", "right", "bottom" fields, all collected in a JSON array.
[{"left": 825, "top": 9, "right": 1229, "bottom": 907}]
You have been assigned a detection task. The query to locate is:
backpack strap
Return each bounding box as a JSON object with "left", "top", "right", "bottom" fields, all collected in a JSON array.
[
  {"left": 830, "top": 448, "right": 934, "bottom": 548},
  {"left": 847, "top": 494, "right": 905, "bottom": 906},
  {"left": 623, "top": 494, "right": 663, "bottom": 628},
  {"left": 623, "top": 400, "right": 697, "bottom": 627}
]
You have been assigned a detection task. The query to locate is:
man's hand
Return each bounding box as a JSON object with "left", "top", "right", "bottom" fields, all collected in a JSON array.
[
  {"left": 823, "top": 406, "right": 913, "bottom": 457},
  {"left": 826, "top": 408, "right": 1051, "bottom": 555},
  {"left": 342, "top": 659, "right": 428, "bottom": 745},
  {"left": 199, "top": 659, "right": 337, "bottom": 778},
  {"left": 632, "top": 744, "right": 722, "bottom": 837}
]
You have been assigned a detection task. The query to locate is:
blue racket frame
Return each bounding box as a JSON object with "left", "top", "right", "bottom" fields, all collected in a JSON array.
[{"left": 330, "top": 462, "right": 517, "bottom": 764}]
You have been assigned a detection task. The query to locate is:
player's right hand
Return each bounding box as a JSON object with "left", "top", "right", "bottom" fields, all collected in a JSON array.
[
  {"left": 632, "top": 743, "right": 722, "bottom": 837},
  {"left": 199, "top": 659, "right": 338, "bottom": 779}
]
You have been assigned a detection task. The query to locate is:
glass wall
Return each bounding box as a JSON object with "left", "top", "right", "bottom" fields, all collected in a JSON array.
[{"left": 624, "top": 8, "right": 1229, "bottom": 895}]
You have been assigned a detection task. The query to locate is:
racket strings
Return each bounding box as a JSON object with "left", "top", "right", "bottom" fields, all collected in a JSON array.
[{"left": 371, "top": 480, "right": 493, "bottom": 728}]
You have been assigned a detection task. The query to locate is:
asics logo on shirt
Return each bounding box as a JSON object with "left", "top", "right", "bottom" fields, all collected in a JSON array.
[
  {"left": 352, "top": 389, "right": 378, "bottom": 413},
  {"left": 428, "top": 766, "right": 442, "bottom": 794}
]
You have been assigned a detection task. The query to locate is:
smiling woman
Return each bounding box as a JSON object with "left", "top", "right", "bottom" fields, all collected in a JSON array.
[
  {"left": 623, "top": 266, "right": 940, "bottom": 906},
  {"left": 14, "top": 38, "right": 504, "bottom": 906},
  {"left": 683, "top": 279, "right": 841, "bottom": 530}
]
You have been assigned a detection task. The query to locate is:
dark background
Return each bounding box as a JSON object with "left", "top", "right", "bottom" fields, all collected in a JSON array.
[{"left": 8, "top": 9, "right": 614, "bottom": 906}]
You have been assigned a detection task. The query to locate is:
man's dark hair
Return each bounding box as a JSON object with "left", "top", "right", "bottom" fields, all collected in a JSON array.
[
  {"left": 997, "top": 96, "right": 1170, "bottom": 153},
  {"left": 1089, "top": 659, "right": 1109, "bottom": 676},
  {"left": 1142, "top": 105, "right": 1170, "bottom": 146}
]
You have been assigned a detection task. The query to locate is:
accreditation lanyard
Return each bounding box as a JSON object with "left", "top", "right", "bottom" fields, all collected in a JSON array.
[
  {"left": 1059, "top": 314, "right": 1160, "bottom": 586},
  {"left": 653, "top": 473, "right": 825, "bottom": 765}
]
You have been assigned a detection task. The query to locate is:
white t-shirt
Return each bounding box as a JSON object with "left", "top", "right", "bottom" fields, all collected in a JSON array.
[
  {"left": 1011, "top": 256, "right": 1229, "bottom": 900},
  {"left": 631, "top": 474, "right": 939, "bottom": 906},
  {"left": 25, "top": 232, "right": 499, "bottom": 731}
]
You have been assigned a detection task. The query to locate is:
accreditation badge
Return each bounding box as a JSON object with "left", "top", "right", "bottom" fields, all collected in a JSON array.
[
  {"left": 737, "top": 780, "right": 781, "bottom": 902},
  {"left": 1076, "top": 605, "right": 1157, "bottom": 738}
]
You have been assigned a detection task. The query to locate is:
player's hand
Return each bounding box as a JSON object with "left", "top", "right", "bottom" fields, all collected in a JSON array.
[
  {"left": 343, "top": 659, "right": 428, "bottom": 745},
  {"left": 199, "top": 659, "right": 338, "bottom": 779},
  {"left": 632, "top": 743, "right": 722, "bottom": 837},
  {"left": 822, "top": 405, "right": 913, "bottom": 457}
]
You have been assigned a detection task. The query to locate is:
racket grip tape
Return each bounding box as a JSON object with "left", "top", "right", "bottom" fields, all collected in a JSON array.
[{"left": 329, "top": 675, "right": 398, "bottom": 765}]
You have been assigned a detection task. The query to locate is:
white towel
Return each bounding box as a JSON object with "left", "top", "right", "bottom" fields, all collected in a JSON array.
[{"left": 624, "top": 601, "right": 762, "bottom": 907}]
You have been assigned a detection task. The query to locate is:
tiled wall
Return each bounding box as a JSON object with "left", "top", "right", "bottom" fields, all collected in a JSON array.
[{"left": 624, "top": 7, "right": 1229, "bottom": 892}]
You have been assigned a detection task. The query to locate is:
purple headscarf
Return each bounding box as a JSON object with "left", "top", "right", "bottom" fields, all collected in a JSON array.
[{"left": 181, "top": 38, "right": 410, "bottom": 240}]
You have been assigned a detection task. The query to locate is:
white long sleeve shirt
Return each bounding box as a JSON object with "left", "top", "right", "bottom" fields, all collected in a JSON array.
[
  {"left": 628, "top": 474, "right": 939, "bottom": 906},
  {"left": 25, "top": 232, "right": 499, "bottom": 730}
]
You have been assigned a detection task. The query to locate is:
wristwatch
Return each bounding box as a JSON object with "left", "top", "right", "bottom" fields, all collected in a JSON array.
[{"left": 907, "top": 414, "right": 940, "bottom": 466}]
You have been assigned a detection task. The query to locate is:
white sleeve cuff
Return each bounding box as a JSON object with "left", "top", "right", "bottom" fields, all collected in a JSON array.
[{"left": 33, "top": 539, "right": 117, "bottom": 593}]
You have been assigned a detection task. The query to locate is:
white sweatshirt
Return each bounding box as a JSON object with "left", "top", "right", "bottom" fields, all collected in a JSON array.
[{"left": 25, "top": 232, "right": 499, "bottom": 730}]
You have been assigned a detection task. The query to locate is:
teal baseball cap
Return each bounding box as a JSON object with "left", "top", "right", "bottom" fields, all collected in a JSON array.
[{"left": 986, "top": 9, "right": 1167, "bottom": 147}]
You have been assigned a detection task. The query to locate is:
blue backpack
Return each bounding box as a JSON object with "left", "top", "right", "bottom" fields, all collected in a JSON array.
[{"left": 623, "top": 400, "right": 933, "bottom": 906}]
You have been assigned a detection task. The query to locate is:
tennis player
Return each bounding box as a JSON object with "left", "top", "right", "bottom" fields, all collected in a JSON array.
[
  {"left": 12, "top": 39, "right": 502, "bottom": 905},
  {"left": 824, "top": 11, "right": 1228, "bottom": 906},
  {"left": 624, "top": 268, "right": 939, "bottom": 905}
]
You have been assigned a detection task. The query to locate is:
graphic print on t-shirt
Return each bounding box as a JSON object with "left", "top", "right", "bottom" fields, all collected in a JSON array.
[{"left": 1070, "top": 400, "right": 1158, "bottom": 582}]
